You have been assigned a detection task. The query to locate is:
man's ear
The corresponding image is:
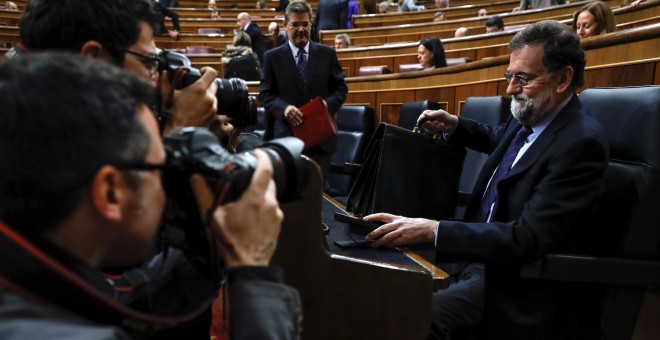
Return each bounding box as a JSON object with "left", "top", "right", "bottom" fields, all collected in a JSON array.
[
  {"left": 555, "top": 66, "right": 574, "bottom": 94},
  {"left": 80, "top": 41, "right": 115, "bottom": 63},
  {"left": 91, "top": 166, "right": 125, "bottom": 222}
]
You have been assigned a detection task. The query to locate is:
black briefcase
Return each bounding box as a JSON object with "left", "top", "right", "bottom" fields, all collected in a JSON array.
[{"left": 346, "top": 123, "right": 466, "bottom": 220}]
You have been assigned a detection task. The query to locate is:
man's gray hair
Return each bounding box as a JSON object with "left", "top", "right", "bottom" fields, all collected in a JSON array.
[{"left": 335, "top": 33, "right": 351, "bottom": 46}]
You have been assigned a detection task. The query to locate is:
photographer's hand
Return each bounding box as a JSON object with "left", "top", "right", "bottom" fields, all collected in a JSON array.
[
  {"left": 190, "top": 149, "right": 284, "bottom": 267},
  {"left": 160, "top": 66, "right": 218, "bottom": 135}
]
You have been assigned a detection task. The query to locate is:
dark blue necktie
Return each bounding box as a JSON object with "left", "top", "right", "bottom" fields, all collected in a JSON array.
[
  {"left": 479, "top": 125, "right": 533, "bottom": 222},
  {"left": 296, "top": 48, "right": 307, "bottom": 80}
]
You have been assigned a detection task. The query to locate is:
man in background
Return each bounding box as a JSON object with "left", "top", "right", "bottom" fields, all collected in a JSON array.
[
  {"left": 485, "top": 15, "right": 505, "bottom": 33},
  {"left": 237, "top": 12, "right": 268, "bottom": 64},
  {"left": 434, "top": 11, "right": 447, "bottom": 22},
  {"left": 312, "top": 0, "right": 349, "bottom": 42},
  {"left": 260, "top": 0, "right": 347, "bottom": 189},
  {"left": 334, "top": 33, "right": 351, "bottom": 49}
]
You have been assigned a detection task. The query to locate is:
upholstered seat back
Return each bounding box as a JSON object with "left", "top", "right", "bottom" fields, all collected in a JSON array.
[
  {"left": 454, "top": 96, "right": 510, "bottom": 219},
  {"left": 358, "top": 65, "right": 392, "bottom": 76},
  {"left": 398, "top": 100, "right": 441, "bottom": 131},
  {"left": 579, "top": 86, "right": 660, "bottom": 260},
  {"left": 327, "top": 106, "right": 377, "bottom": 199}
]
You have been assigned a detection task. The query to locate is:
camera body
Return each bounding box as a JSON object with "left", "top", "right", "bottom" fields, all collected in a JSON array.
[
  {"left": 157, "top": 50, "right": 257, "bottom": 128},
  {"left": 158, "top": 127, "right": 308, "bottom": 267}
]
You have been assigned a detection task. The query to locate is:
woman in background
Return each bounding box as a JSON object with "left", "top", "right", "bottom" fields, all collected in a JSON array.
[
  {"left": 572, "top": 1, "right": 616, "bottom": 39},
  {"left": 418, "top": 37, "right": 447, "bottom": 70}
]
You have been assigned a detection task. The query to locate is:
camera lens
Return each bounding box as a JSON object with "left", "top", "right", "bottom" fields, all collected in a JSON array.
[{"left": 158, "top": 51, "right": 257, "bottom": 129}]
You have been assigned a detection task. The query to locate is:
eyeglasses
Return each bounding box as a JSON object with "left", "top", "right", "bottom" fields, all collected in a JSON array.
[
  {"left": 116, "top": 162, "right": 167, "bottom": 174},
  {"left": 504, "top": 71, "right": 544, "bottom": 87},
  {"left": 125, "top": 49, "right": 160, "bottom": 75},
  {"left": 288, "top": 21, "right": 311, "bottom": 29}
]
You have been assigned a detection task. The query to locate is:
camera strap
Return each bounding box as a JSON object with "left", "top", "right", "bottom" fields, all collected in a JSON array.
[{"left": 0, "top": 221, "right": 212, "bottom": 336}]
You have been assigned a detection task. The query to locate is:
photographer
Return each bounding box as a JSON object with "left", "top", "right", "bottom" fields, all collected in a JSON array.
[
  {"left": 18, "top": 0, "right": 218, "bottom": 136},
  {"left": 0, "top": 53, "right": 301, "bottom": 339}
]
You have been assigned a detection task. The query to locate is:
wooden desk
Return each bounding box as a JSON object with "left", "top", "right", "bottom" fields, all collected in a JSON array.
[{"left": 271, "top": 160, "right": 448, "bottom": 339}]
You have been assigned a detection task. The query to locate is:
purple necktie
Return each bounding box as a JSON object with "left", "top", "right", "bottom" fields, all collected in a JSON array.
[
  {"left": 296, "top": 48, "right": 307, "bottom": 80},
  {"left": 479, "top": 125, "right": 533, "bottom": 222}
]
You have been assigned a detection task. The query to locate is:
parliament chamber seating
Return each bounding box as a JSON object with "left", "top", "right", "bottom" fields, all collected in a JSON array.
[
  {"left": 357, "top": 65, "right": 392, "bottom": 76},
  {"left": 327, "top": 105, "right": 377, "bottom": 203},
  {"left": 185, "top": 45, "right": 214, "bottom": 54},
  {"left": 453, "top": 96, "right": 511, "bottom": 219},
  {"left": 398, "top": 100, "right": 441, "bottom": 131},
  {"left": 197, "top": 28, "right": 222, "bottom": 35},
  {"left": 521, "top": 86, "right": 660, "bottom": 340}
]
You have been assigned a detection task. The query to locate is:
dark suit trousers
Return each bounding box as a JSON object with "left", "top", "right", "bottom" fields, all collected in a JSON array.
[
  {"left": 304, "top": 145, "right": 331, "bottom": 191},
  {"left": 429, "top": 262, "right": 485, "bottom": 339}
]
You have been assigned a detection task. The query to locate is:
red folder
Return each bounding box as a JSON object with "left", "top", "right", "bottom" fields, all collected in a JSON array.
[{"left": 292, "top": 96, "right": 337, "bottom": 151}]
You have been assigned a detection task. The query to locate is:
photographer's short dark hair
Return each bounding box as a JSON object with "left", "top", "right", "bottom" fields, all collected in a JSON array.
[
  {"left": 0, "top": 53, "right": 154, "bottom": 234},
  {"left": 19, "top": 0, "right": 160, "bottom": 65},
  {"left": 509, "top": 20, "right": 586, "bottom": 90},
  {"left": 485, "top": 15, "right": 504, "bottom": 29}
]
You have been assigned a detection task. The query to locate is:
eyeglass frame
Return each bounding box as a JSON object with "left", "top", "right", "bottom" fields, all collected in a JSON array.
[
  {"left": 115, "top": 162, "right": 167, "bottom": 173},
  {"left": 124, "top": 49, "right": 160, "bottom": 75},
  {"left": 504, "top": 70, "right": 546, "bottom": 87},
  {"left": 288, "top": 21, "right": 311, "bottom": 29}
]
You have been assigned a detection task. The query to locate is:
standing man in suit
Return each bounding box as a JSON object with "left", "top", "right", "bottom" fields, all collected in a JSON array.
[
  {"left": 260, "top": 0, "right": 348, "bottom": 188},
  {"left": 364, "top": 20, "right": 608, "bottom": 339},
  {"left": 312, "top": 0, "right": 349, "bottom": 42},
  {"left": 237, "top": 12, "right": 268, "bottom": 65}
]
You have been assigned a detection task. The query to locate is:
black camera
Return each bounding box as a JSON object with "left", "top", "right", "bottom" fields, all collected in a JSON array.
[
  {"left": 157, "top": 50, "right": 257, "bottom": 128},
  {"left": 158, "top": 127, "right": 308, "bottom": 268}
]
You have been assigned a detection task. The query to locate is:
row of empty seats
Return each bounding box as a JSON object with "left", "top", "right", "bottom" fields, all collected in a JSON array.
[{"left": 357, "top": 57, "right": 473, "bottom": 76}]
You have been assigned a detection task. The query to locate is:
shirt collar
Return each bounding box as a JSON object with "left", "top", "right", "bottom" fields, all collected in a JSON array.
[
  {"left": 289, "top": 41, "right": 310, "bottom": 57},
  {"left": 527, "top": 93, "right": 573, "bottom": 142}
]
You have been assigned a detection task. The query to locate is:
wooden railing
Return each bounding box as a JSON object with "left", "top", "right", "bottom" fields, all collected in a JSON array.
[{"left": 319, "top": 0, "right": 616, "bottom": 45}]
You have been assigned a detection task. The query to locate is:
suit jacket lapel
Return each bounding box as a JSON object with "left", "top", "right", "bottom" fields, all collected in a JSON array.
[{"left": 507, "top": 94, "right": 580, "bottom": 179}]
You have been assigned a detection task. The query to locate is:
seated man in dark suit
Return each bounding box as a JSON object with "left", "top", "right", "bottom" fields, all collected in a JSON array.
[
  {"left": 237, "top": 12, "right": 268, "bottom": 65},
  {"left": 364, "top": 20, "right": 608, "bottom": 340},
  {"left": 260, "top": 0, "right": 348, "bottom": 189}
]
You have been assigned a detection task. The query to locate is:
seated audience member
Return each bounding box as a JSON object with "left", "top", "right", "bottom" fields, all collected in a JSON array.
[
  {"left": 334, "top": 33, "right": 351, "bottom": 49},
  {"left": 572, "top": 1, "right": 616, "bottom": 39},
  {"left": 477, "top": 8, "right": 488, "bottom": 16},
  {"left": 418, "top": 37, "right": 447, "bottom": 69},
  {"left": 268, "top": 21, "right": 289, "bottom": 47},
  {"left": 347, "top": 0, "right": 359, "bottom": 28},
  {"left": 485, "top": 15, "right": 505, "bottom": 33},
  {"left": 364, "top": 20, "right": 607, "bottom": 339},
  {"left": 434, "top": 11, "right": 447, "bottom": 22},
  {"left": 378, "top": 1, "right": 390, "bottom": 13},
  {"left": 256, "top": 0, "right": 267, "bottom": 8},
  {"left": 0, "top": 52, "right": 302, "bottom": 339},
  {"left": 221, "top": 31, "right": 261, "bottom": 68},
  {"left": 154, "top": 0, "right": 180, "bottom": 40},
  {"left": 4, "top": 1, "right": 17, "bottom": 10},
  {"left": 454, "top": 26, "right": 469, "bottom": 37},
  {"left": 519, "top": 0, "right": 565, "bottom": 10},
  {"left": 399, "top": 0, "right": 425, "bottom": 12},
  {"left": 208, "top": 0, "right": 220, "bottom": 19},
  {"left": 18, "top": 0, "right": 218, "bottom": 136},
  {"left": 435, "top": 0, "right": 449, "bottom": 9}
]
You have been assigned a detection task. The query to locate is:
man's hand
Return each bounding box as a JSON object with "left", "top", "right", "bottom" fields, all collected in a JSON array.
[
  {"left": 417, "top": 109, "right": 459, "bottom": 135},
  {"left": 284, "top": 105, "right": 304, "bottom": 127},
  {"left": 363, "top": 213, "right": 438, "bottom": 248},
  {"left": 190, "top": 149, "right": 284, "bottom": 267},
  {"left": 160, "top": 66, "right": 218, "bottom": 135}
]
